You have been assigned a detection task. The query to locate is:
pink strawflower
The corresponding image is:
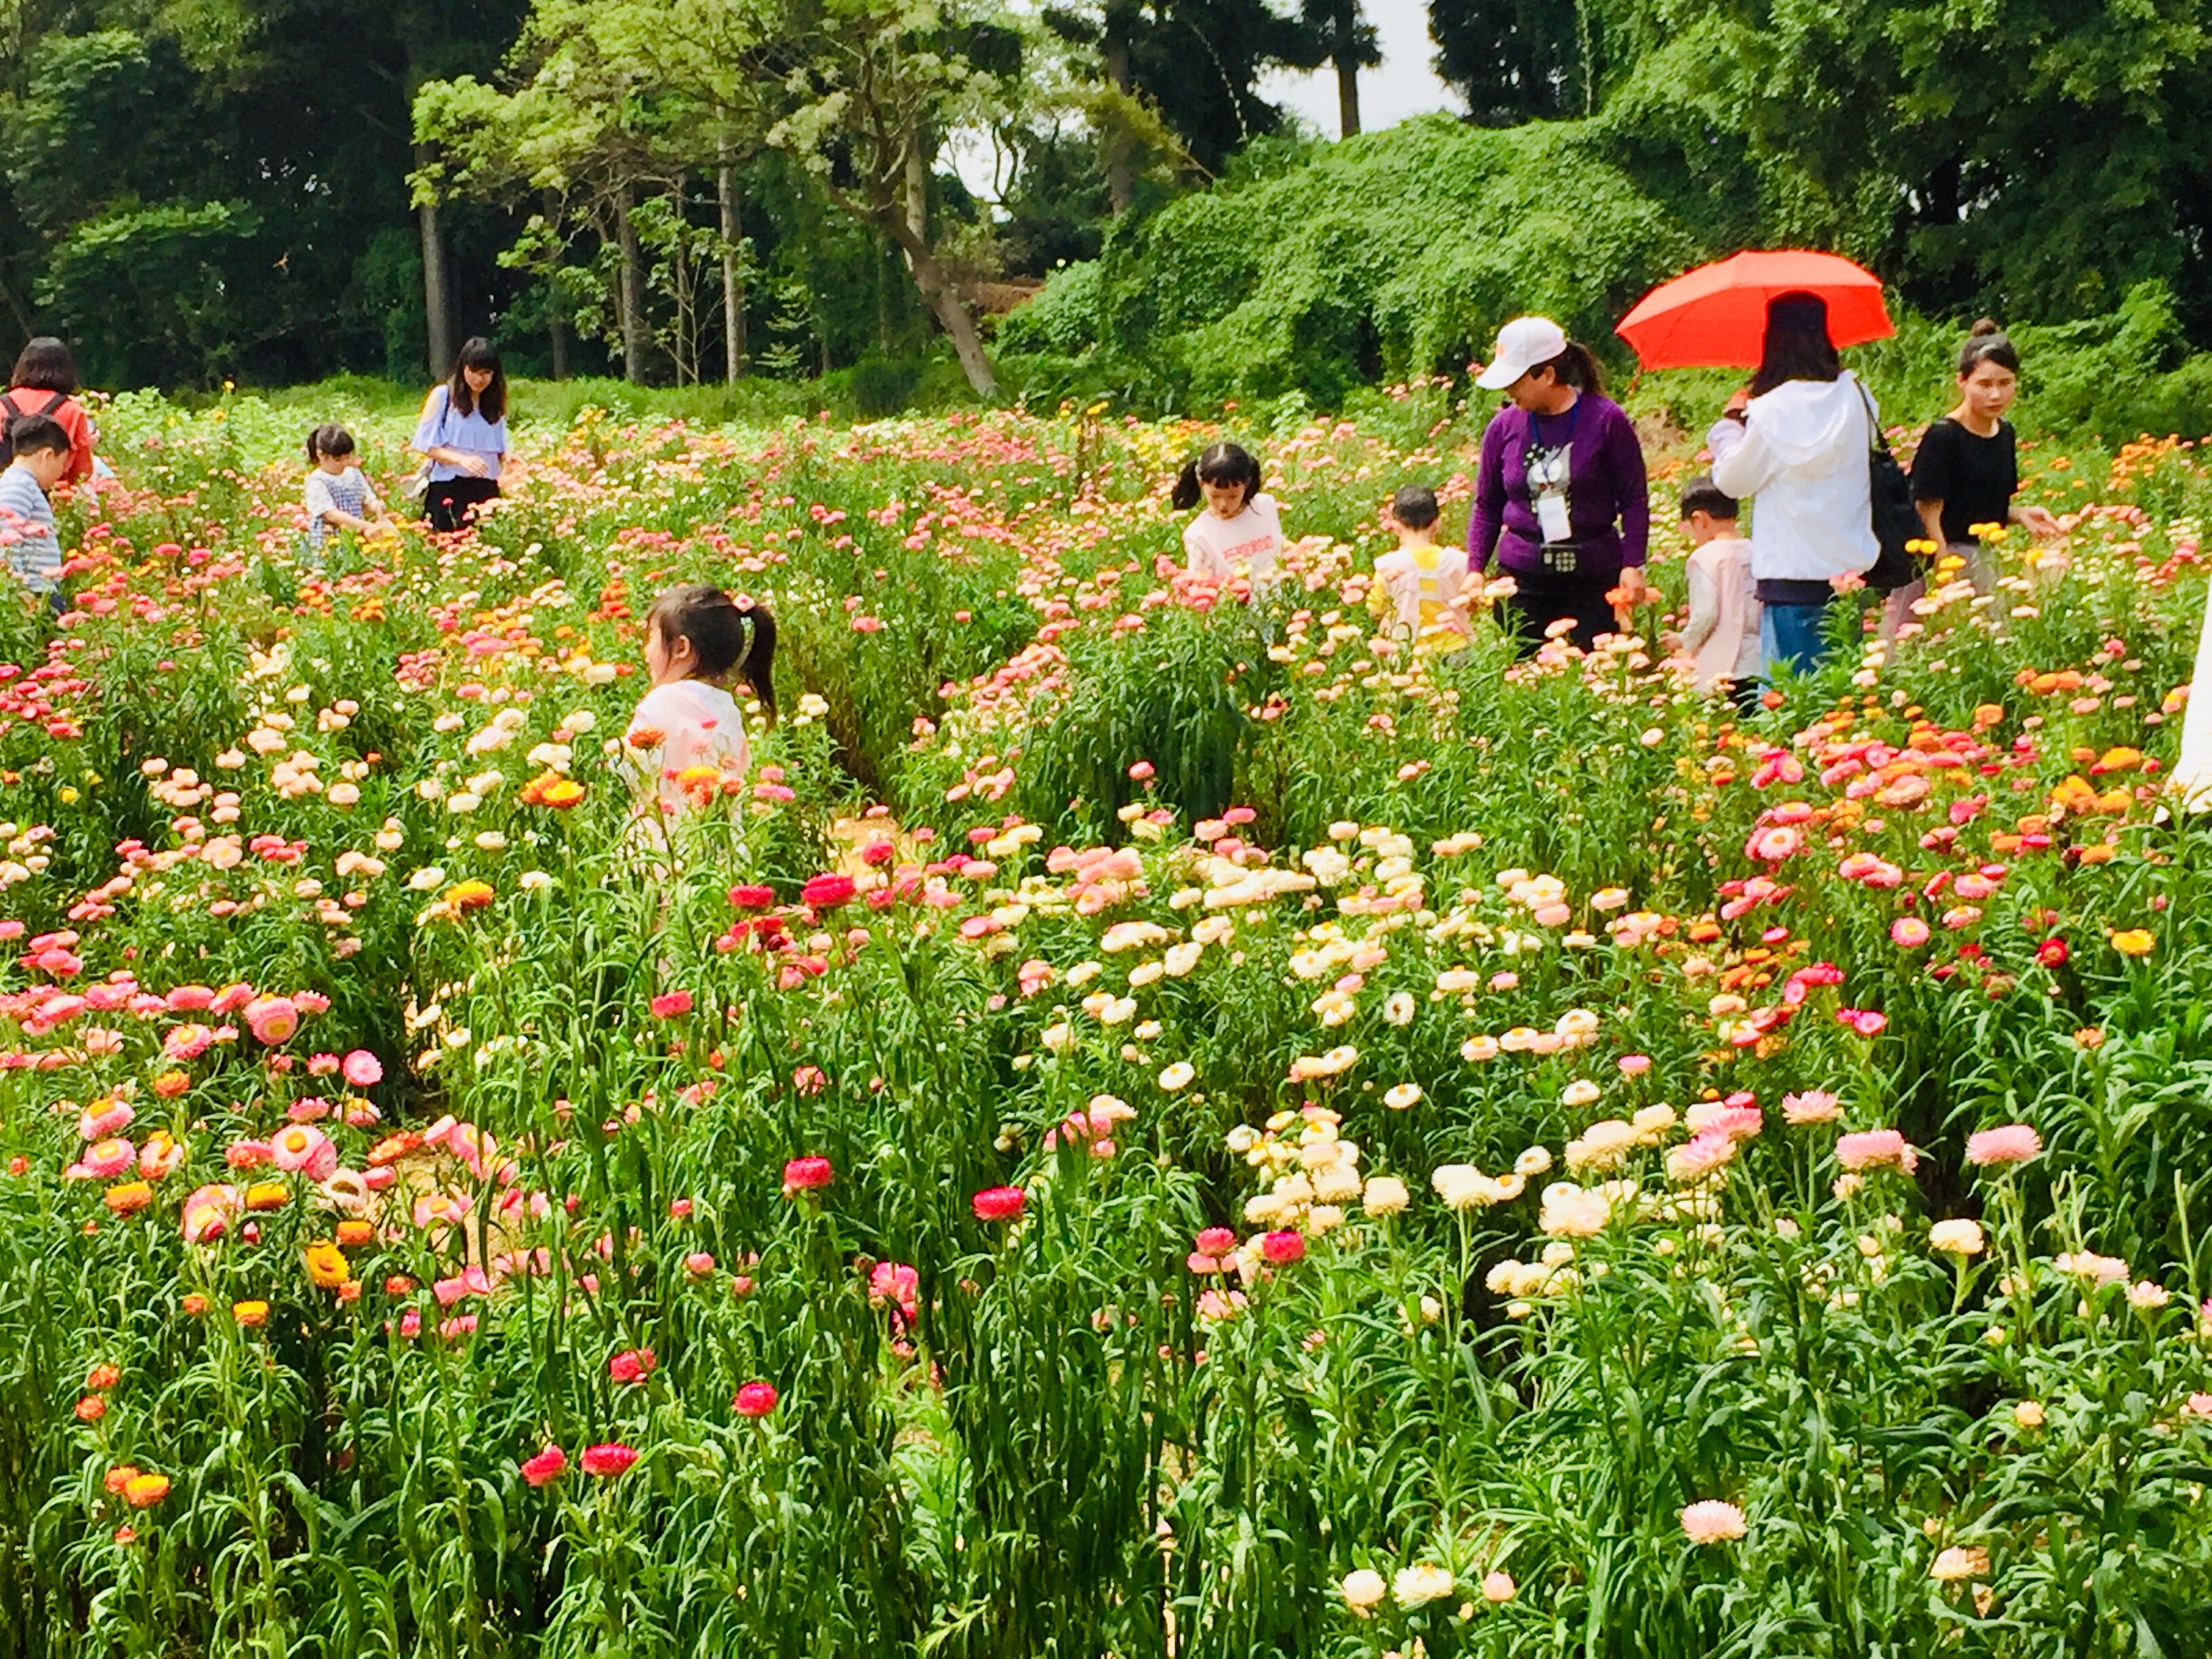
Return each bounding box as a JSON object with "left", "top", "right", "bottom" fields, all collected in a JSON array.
[
  {"left": 781, "top": 1156, "right": 832, "bottom": 1194},
  {"left": 68, "top": 1136, "right": 135, "bottom": 1181},
  {"left": 1835, "top": 1008, "right": 1888, "bottom": 1038},
  {"left": 520, "top": 1446, "right": 567, "bottom": 1487},
  {"left": 579, "top": 1443, "right": 638, "bottom": 1477},
  {"left": 608, "top": 1347, "right": 657, "bottom": 1385},
  {"left": 1680, "top": 1500, "right": 1748, "bottom": 1544},
  {"left": 734, "top": 1381, "right": 779, "bottom": 1418},
  {"left": 869, "top": 1261, "right": 920, "bottom": 1321},
  {"left": 1965, "top": 1124, "right": 2042, "bottom": 1167},
  {"left": 1261, "top": 1230, "right": 1306, "bottom": 1265},
  {"left": 649, "top": 991, "right": 694, "bottom": 1019},
  {"left": 1782, "top": 1090, "right": 1842, "bottom": 1126},
  {"left": 1890, "top": 918, "right": 1930, "bottom": 949},
  {"left": 341, "top": 1050, "right": 384, "bottom": 1088},
  {"left": 1746, "top": 825, "right": 1802, "bottom": 863},
  {"left": 78, "top": 1099, "right": 135, "bottom": 1141},
  {"left": 1666, "top": 1130, "right": 1738, "bottom": 1182},
  {"left": 270, "top": 1124, "right": 338, "bottom": 1181},
  {"left": 1835, "top": 1128, "right": 1918, "bottom": 1175},
  {"left": 243, "top": 996, "right": 300, "bottom": 1046},
  {"left": 1195, "top": 1226, "right": 1237, "bottom": 1255}
]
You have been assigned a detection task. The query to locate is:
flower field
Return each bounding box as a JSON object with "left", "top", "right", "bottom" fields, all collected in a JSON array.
[{"left": 7, "top": 385, "right": 2212, "bottom": 1658}]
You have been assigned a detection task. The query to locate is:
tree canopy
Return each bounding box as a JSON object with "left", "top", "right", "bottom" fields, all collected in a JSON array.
[{"left": 1, "top": 0, "right": 2208, "bottom": 392}]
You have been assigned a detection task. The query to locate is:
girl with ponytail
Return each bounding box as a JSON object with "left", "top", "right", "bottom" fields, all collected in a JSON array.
[{"left": 623, "top": 584, "right": 777, "bottom": 819}]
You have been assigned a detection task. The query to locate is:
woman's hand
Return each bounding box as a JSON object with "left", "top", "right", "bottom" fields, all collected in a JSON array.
[
  {"left": 1723, "top": 387, "right": 1751, "bottom": 417},
  {"left": 1612, "top": 566, "right": 1650, "bottom": 605},
  {"left": 453, "top": 453, "right": 490, "bottom": 479},
  {"left": 2017, "top": 504, "right": 2061, "bottom": 540}
]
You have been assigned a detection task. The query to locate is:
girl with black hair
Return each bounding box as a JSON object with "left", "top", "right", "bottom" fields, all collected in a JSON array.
[
  {"left": 411, "top": 338, "right": 509, "bottom": 532},
  {"left": 302, "top": 424, "right": 392, "bottom": 558},
  {"left": 4, "top": 337, "right": 97, "bottom": 487},
  {"left": 1172, "top": 442, "right": 1284, "bottom": 590},
  {"left": 623, "top": 584, "right": 777, "bottom": 820},
  {"left": 1708, "top": 293, "right": 1877, "bottom": 679},
  {"left": 1882, "top": 321, "right": 2062, "bottom": 638},
  {"left": 1467, "top": 315, "right": 1650, "bottom": 655}
]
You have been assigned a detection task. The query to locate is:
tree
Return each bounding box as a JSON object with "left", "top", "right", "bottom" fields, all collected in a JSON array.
[
  {"left": 1043, "top": 0, "right": 1311, "bottom": 180},
  {"left": 751, "top": 0, "right": 1031, "bottom": 396},
  {"left": 1294, "top": 0, "right": 1380, "bottom": 138},
  {"left": 1591, "top": 0, "right": 2212, "bottom": 328},
  {"left": 1429, "top": 0, "right": 1589, "bottom": 125}
]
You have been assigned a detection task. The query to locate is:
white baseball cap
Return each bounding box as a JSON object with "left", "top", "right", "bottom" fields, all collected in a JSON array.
[{"left": 1475, "top": 316, "right": 1570, "bottom": 390}]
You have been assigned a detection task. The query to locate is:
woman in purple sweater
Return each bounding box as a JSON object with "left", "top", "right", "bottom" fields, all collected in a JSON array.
[{"left": 1467, "top": 316, "right": 1650, "bottom": 655}]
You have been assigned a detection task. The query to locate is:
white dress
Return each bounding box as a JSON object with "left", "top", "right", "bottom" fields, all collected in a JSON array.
[
  {"left": 2171, "top": 577, "right": 2212, "bottom": 811},
  {"left": 624, "top": 680, "right": 751, "bottom": 819}
]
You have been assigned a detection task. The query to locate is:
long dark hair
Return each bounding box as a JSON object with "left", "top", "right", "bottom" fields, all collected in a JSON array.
[
  {"left": 10, "top": 337, "right": 79, "bottom": 395},
  {"left": 646, "top": 585, "right": 777, "bottom": 723},
  {"left": 447, "top": 337, "right": 507, "bottom": 423},
  {"left": 1170, "top": 442, "right": 1261, "bottom": 512},
  {"left": 1531, "top": 341, "right": 1605, "bottom": 399},
  {"left": 1749, "top": 292, "right": 1841, "bottom": 398},
  {"left": 1958, "top": 318, "right": 2020, "bottom": 378}
]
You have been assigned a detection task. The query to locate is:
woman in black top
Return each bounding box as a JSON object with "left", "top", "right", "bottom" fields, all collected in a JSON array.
[{"left": 1883, "top": 321, "right": 2060, "bottom": 638}]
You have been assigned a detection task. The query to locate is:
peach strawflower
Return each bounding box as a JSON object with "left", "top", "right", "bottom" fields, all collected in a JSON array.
[{"left": 1681, "top": 1500, "right": 1748, "bottom": 1544}]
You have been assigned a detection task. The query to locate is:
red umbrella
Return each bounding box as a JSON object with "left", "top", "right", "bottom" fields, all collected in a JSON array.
[{"left": 1617, "top": 250, "right": 1893, "bottom": 371}]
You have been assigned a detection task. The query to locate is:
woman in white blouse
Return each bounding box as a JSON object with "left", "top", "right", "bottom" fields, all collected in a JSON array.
[{"left": 411, "top": 338, "right": 509, "bottom": 532}]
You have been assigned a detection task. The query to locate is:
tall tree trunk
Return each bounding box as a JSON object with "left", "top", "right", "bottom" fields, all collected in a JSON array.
[
  {"left": 615, "top": 182, "right": 647, "bottom": 384},
  {"left": 903, "top": 137, "right": 928, "bottom": 254},
  {"left": 718, "top": 149, "right": 747, "bottom": 382},
  {"left": 888, "top": 217, "right": 995, "bottom": 398},
  {"left": 543, "top": 188, "right": 570, "bottom": 380},
  {"left": 415, "top": 142, "right": 454, "bottom": 377},
  {"left": 1335, "top": 41, "right": 1361, "bottom": 137},
  {"left": 1103, "top": 19, "right": 1134, "bottom": 215}
]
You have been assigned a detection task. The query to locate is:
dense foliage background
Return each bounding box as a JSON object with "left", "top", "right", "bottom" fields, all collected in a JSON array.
[{"left": 4, "top": 0, "right": 2211, "bottom": 413}]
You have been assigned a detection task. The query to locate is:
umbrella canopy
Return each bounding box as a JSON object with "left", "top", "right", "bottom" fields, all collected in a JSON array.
[{"left": 1617, "top": 250, "right": 1893, "bottom": 371}]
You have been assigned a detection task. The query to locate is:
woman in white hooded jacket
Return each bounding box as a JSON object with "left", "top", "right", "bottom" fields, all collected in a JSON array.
[{"left": 1707, "top": 293, "right": 1877, "bottom": 679}]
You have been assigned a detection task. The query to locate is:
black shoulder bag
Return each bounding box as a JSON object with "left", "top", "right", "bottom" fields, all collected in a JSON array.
[{"left": 1857, "top": 382, "right": 1922, "bottom": 594}]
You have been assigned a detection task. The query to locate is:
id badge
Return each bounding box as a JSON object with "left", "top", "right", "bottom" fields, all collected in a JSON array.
[{"left": 1536, "top": 491, "right": 1572, "bottom": 545}]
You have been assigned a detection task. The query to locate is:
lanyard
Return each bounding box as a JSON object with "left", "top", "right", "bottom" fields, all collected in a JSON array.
[{"left": 1525, "top": 394, "right": 1580, "bottom": 459}]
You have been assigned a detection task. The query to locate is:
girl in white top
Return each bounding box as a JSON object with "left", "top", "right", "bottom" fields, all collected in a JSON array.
[
  {"left": 623, "top": 585, "right": 777, "bottom": 821},
  {"left": 411, "top": 338, "right": 510, "bottom": 533},
  {"left": 1174, "top": 442, "right": 1284, "bottom": 590},
  {"left": 1671, "top": 474, "right": 1762, "bottom": 695},
  {"left": 302, "top": 424, "right": 392, "bottom": 556}
]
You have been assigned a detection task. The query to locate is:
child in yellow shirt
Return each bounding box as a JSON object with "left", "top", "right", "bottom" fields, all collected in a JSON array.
[{"left": 1368, "top": 485, "right": 1471, "bottom": 652}]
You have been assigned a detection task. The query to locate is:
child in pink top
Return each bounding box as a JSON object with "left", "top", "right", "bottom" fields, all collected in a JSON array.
[
  {"left": 1173, "top": 442, "right": 1284, "bottom": 591},
  {"left": 624, "top": 585, "right": 777, "bottom": 820},
  {"left": 1670, "top": 476, "right": 1761, "bottom": 700}
]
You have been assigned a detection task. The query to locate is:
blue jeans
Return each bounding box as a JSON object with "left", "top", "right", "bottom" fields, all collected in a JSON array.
[{"left": 1761, "top": 600, "right": 1831, "bottom": 680}]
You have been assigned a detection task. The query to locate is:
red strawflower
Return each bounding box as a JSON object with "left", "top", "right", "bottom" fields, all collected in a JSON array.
[
  {"left": 782, "top": 1156, "right": 833, "bottom": 1194},
  {"left": 727, "top": 884, "right": 776, "bottom": 910},
  {"left": 734, "top": 1381, "right": 779, "bottom": 1418},
  {"left": 1261, "top": 1230, "right": 1306, "bottom": 1265},
  {"left": 520, "top": 1445, "right": 567, "bottom": 1487},
  {"left": 972, "top": 1185, "right": 1026, "bottom": 1222},
  {"left": 580, "top": 1443, "right": 638, "bottom": 1477},
  {"left": 800, "top": 874, "right": 856, "bottom": 910}
]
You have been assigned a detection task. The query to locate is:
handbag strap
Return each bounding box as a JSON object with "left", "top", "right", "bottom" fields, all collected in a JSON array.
[{"left": 1853, "top": 380, "right": 1895, "bottom": 462}]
